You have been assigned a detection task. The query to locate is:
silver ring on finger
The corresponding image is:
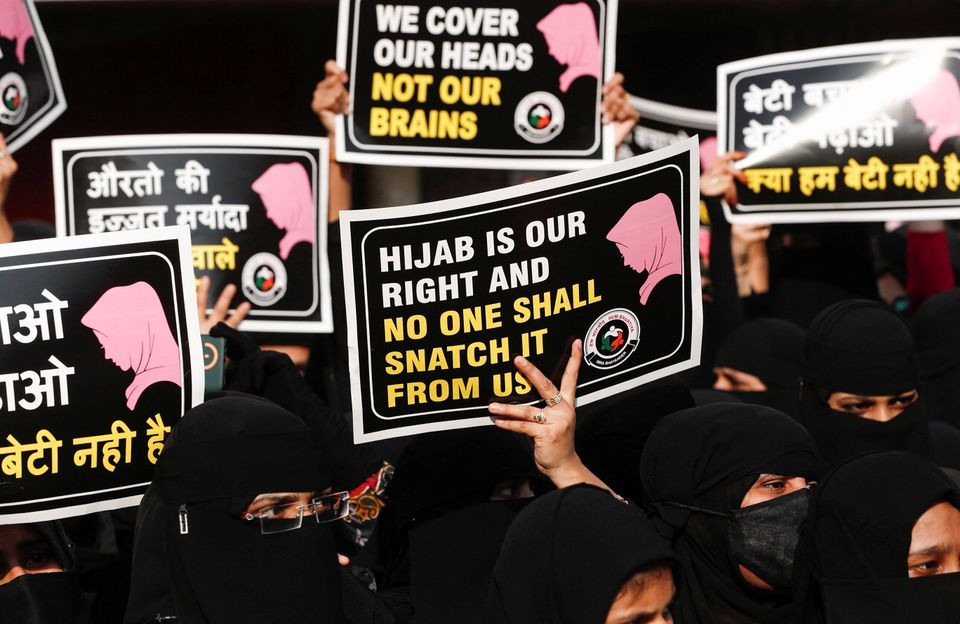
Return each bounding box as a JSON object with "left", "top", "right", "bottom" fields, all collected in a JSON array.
[
  {"left": 532, "top": 410, "right": 547, "bottom": 424},
  {"left": 544, "top": 392, "right": 563, "bottom": 408}
]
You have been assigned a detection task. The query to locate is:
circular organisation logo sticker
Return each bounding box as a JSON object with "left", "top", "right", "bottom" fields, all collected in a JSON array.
[
  {"left": 584, "top": 308, "right": 641, "bottom": 369},
  {"left": 0, "top": 72, "right": 27, "bottom": 125},
  {"left": 514, "top": 91, "right": 565, "bottom": 144},
  {"left": 241, "top": 252, "right": 287, "bottom": 306}
]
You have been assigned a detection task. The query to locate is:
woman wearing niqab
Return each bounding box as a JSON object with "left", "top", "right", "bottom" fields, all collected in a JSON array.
[
  {"left": 640, "top": 403, "right": 820, "bottom": 623},
  {"left": 799, "top": 451, "right": 960, "bottom": 623},
  {"left": 712, "top": 319, "right": 805, "bottom": 418},
  {"left": 142, "top": 395, "right": 347, "bottom": 623},
  {"left": 488, "top": 484, "right": 675, "bottom": 624},
  {"left": 801, "top": 300, "right": 929, "bottom": 469}
]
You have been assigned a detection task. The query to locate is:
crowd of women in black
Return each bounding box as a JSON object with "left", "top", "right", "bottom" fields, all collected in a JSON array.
[{"left": 2, "top": 52, "right": 960, "bottom": 624}]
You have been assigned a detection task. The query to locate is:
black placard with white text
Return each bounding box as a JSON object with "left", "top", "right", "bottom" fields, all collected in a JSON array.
[
  {"left": 719, "top": 38, "right": 960, "bottom": 223},
  {"left": 341, "top": 139, "right": 701, "bottom": 442},
  {"left": 54, "top": 135, "right": 332, "bottom": 334},
  {"left": 336, "top": 0, "right": 617, "bottom": 170},
  {"left": 0, "top": 0, "right": 66, "bottom": 152},
  {"left": 0, "top": 227, "right": 203, "bottom": 523}
]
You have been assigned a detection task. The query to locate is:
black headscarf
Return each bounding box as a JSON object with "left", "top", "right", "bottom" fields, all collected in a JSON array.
[
  {"left": 714, "top": 319, "right": 805, "bottom": 418},
  {"left": 360, "top": 427, "right": 542, "bottom": 621},
  {"left": 801, "top": 299, "right": 928, "bottom": 469},
  {"left": 576, "top": 382, "right": 695, "bottom": 504},
  {"left": 0, "top": 521, "right": 88, "bottom": 624},
  {"left": 0, "top": 521, "right": 86, "bottom": 624},
  {"left": 153, "top": 395, "right": 346, "bottom": 624},
  {"left": 640, "top": 403, "right": 819, "bottom": 624},
  {"left": 913, "top": 288, "right": 960, "bottom": 428},
  {"left": 488, "top": 484, "right": 675, "bottom": 624},
  {"left": 799, "top": 451, "right": 960, "bottom": 623}
]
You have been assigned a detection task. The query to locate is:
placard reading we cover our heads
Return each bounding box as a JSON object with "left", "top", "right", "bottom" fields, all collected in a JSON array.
[
  {"left": 53, "top": 135, "right": 332, "bottom": 334},
  {"left": 336, "top": 0, "right": 617, "bottom": 169},
  {"left": 719, "top": 38, "right": 960, "bottom": 223},
  {"left": 0, "top": 0, "right": 66, "bottom": 152},
  {"left": 341, "top": 139, "right": 701, "bottom": 442},
  {"left": 0, "top": 227, "right": 203, "bottom": 523}
]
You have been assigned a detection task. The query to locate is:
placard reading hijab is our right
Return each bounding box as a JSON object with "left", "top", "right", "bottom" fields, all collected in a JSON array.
[{"left": 336, "top": 0, "right": 617, "bottom": 170}]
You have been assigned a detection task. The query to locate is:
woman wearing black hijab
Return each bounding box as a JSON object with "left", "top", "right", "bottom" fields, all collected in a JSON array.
[
  {"left": 489, "top": 484, "right": 676, "bottom": 624},
  {"left": 801, "top": 299, "right": 928, "bottom": 469},
  {"left": 0, "top": 521, "right": 88, "bottom": 624},
  {"left": 800, "top": 451, "right": 960, "bottom": 623},
  {"left": 358, "top": 427, "right": 542, "bottom": 624},
  {"left": 489, "top": 346, "right": 820, "bottom": 624},
  {"left": 141, "top": 395, "right": 349, "bottom": 623},
  {"left": 640, "top": 403, "right": 820, "bottom": 624},
  {"left": 712, "top": 319, "right": 806, "bottom": 418}
]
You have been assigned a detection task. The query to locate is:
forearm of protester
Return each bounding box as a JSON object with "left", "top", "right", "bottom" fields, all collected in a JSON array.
[
  {"left": 601, "top": 72, "right": 639, "bottom": 149},
  {"left": 488, "top": 340, "right": 617, "bottom": 495},
  {"left": 0, "top": 135, "right": 18, "bottom": 244},
  {"left": 196, "top": 276, "right": 251, "bottom": 334},
  {"left": 731, "top": 223, "right": 771, "bottom": 296},
  {"left": 906, "top": 220, "right": 955, "bottom": 312},
  {"left": 313, "top": 60, "right": 353, "bottom": 223}
]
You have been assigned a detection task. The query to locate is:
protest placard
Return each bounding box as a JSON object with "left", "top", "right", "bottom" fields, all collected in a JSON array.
[
  {"left": 54, "top": 134, "right": 332, "bottom": 333},
  {"left": 341, "top": 138, "right": 700, "bottom": 442},
  {"left": 719, "top": 38, "right": 960, "bottom": 223},
  {"left": 0, "top": 226, "right": 202, "bottom": 522},
  {"left": 0, "top": 0, "right": 66, "bottom": 152},
  {"left": 335, "top": 0, "right": 617, "bottom": 169},
  {"left": 627, "top": 96, "right": 716, "bottom": 155}
]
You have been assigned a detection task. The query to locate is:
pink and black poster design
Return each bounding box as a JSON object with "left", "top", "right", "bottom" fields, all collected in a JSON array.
[
  {"left": 53, "top": 134, "right": 332, "bottom": 334},
  {"left": 719, "top": 38, "right": 960, "bottom": 223},
  {"left": 335, "top": 0, "right": 617, "bottom": 170},
  {"left": 340, "top": 138, "right": 701, "bottom": 442},
  {"left": 0, "top": 226, "right": 203, "bottom": 522},
  {"left": 0, "top": 0, "right": 65, "bottom": 152}
]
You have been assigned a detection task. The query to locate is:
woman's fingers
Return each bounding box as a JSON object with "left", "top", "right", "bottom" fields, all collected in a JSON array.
[
  {"left": 559, "top": 340, "right": 583, "bottom": 400},
  {"left": 225, "top": 301, "right": 252, "bottom": 328},
  {"left": 512, "top": 354, "right": 559, "bottom": 400},
  {"left": 196, "top": 276, "right": 210, "bottom": 315},
  {"left": 488, "top": 401, "right": 537, "bottom": 421},
  {"left": 212, "top": 283, "right": 236, "bottom": 320},
  {"left": 492, "top": 417, "right": 541, "bottom": 437}
]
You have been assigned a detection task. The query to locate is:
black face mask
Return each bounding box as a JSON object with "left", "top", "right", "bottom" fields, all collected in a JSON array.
[
  {"left": 166, "top": 504, "right": 345, "bottom": 624},
  {"left": 800, "top": 387, "right": 929, "bottom": 469},
  {"left": 666, "top": 487, "right": 811, "bottom": 593},
  {"left": 728, "top": 487, "right": 811, "bottom": 592},
  {"left": 0, "top": 571, "right": 83, "bottom": 624}
]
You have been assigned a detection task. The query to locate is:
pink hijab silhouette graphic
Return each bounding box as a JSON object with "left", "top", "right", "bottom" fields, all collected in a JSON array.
[
  {"left": 910, "top": 70, "right": 960, "bottom": 153},
  {"left": 0, "top": 0, "right": 34, "bottom": 65},
  {"left": 607, "top": 193, "right": 683, "bottom": 305},
  {"left": 252, "top": 162, "right": 316, "bottom": 261},
  {"left": 535, "top": 3, "right": 601, "bottom": 93},
  {"left": 81, "top": 281, "right": 182, "bottom": 411}
]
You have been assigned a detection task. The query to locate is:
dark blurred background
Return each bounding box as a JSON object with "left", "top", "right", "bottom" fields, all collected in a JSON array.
[{"left": 11, "top": 0, "right": 960, "bottom": 222}]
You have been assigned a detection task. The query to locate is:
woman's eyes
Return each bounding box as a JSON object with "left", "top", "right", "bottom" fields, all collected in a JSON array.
[
  {"left": 891, "top": 394, "right": 918, "bottom": 407},
  {"left": 759, "top": 479, "right": 787, "bottom": 490},
  {"left": 909, "top": 560, "right": 942, "bottom": 576},
  {"left": 840, "top": 402, "right": 872, "bottom": 413},
  {"left": 22, "top": 548, "right": 54, "bottom": 570}
]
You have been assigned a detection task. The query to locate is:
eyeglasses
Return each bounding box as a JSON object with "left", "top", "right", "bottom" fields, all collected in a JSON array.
[{"left": 241, "top": 491, "right": 350, "bottom": 535}]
